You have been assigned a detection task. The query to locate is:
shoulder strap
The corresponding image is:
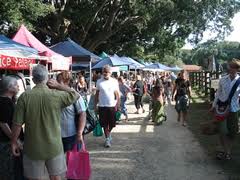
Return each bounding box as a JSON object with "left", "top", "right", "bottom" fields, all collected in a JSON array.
[
  {"left": 228, "top": 77, "right": 240, "bottom": 103},
  {"left": 73, "top": 102, "right": 78, "bottom": 115}
]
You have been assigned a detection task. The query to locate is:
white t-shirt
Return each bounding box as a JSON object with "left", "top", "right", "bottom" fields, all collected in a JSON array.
[{"left": 96, "top": 77, "right": 119, "bottom": 107}]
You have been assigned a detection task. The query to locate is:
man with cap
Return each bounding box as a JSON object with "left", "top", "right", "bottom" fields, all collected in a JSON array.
[{"left": 210, "top": 58, "right": 240, "bottom": 160}]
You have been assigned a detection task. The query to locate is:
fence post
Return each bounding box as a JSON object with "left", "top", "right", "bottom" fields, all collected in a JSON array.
[
  {"left": 204, "top": 71, "right": 208, "bottom": 95},
  {"left": 198, "top": 72, "right": 201, "bottom": 89}
]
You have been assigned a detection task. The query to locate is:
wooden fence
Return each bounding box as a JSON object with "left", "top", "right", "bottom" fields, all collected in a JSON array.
[{"left": 189, "top": 71, "right": 221, "bottom": 100}]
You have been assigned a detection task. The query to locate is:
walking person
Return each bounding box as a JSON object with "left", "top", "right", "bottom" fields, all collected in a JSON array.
[
  {"left": 172, "top": 70, "right": 192, "bottom": 126},
  {"left": 164, "top": 79, "right": 173, "bottom": 104},
  {"left": 11, "top": 65, "right": 79, "bottom": 180},
  {"left": 152, "top": 79, "right": 166, "bottom": 125},
  {"left": 118, "top": 76, "right": 131, "bottom": 121},
  {"left": 56, "top": 71, "right": 86, "bottom": 153},
  {"left": 76, "top": 75, "right": 88, "bottom": 99},
  {"left": 94, "top": 65, "right": 120, "bottom": 148},
  {"left": 132, "top": 75, "right": 145, "bottom": 114},
  {"left": 210, "top": 59, "right": 240, "bottom": 160},
  {"left": 0, "top": 76, "right": 24, "bottom": 180}
]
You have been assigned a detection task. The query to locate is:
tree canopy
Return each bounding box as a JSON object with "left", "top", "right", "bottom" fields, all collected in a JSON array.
[
  {"left": 0, "top": 0, "right": 239, "bottom": 62},
  {"left": 189, "top": 40, "right": 240, "bottom": 68}
]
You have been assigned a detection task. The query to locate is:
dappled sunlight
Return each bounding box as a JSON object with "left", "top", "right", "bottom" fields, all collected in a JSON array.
[
  {"left": 146, "top": 125, "right": 154, "bottom": 133},
  {"left": 90, "top": 150, "right": 140, "bottom": 154},
  {"left": 112, "top": 125, "right": 141, "bottom": 133},
  {"left": 92, "top": 161, "right": 134, "bottom": 170}
]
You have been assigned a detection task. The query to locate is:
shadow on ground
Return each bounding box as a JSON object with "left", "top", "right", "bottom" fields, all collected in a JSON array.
[{"left": 187, "top": 94, "right": 240, "bottom": 179}]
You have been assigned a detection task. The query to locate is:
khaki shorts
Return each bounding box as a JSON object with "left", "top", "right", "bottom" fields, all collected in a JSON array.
[
  {"left": 23, "top": 153, "right": 66, "bottom": 179},
  {"left": 218, "top": 111, "right": 239, "bottom": 139}
]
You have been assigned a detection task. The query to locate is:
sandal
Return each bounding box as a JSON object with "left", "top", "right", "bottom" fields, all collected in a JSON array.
[
  {"left": 216, "top": 151, "right": 225, "bottom": 160},
  {"left": 225, "top": 153, "right": 231, "bottom": 160}
]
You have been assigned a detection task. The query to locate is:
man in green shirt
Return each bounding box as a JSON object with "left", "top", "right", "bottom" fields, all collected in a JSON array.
[{"left": 11, "top": 65, "right": 79, "bottom": 180}]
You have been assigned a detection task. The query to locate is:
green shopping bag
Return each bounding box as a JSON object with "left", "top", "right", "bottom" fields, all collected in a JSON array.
[
  {"left": 93, "top": 121, "right": 103, "bottom": 137},
  {"left": 115, "top": 111, "right": 122, "bottom": 121}
]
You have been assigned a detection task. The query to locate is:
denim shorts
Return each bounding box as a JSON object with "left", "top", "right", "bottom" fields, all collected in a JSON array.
[{"left": 62, "top": 135, "right": 81, "bottom": 153}]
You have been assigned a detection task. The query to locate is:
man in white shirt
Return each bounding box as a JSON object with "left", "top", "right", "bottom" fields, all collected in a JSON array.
[
  {"left": 94, "top": 65, "right": 120, "bottom": 147},
  {"left": 210, "top": 59, "right": 240, "bottom": 160}
]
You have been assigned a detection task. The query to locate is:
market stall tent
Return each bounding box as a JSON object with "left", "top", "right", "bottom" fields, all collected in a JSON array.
[
  {"left": 143, "top": 63, "right": 171, "bottom": 72},
  {"left": 12, "top": 25, "right": 71, "bottom": 70},
  {"left": 50, "top": 38, "right": 102, "bottom": 92},
  {"left": 92, "top": 55, "right": 132, "bottom": 69},
  {"left": 0, "top": 35, "right": 47, "bottom": 70},
  {"left": 50, "top": 38, "right": 100, "bottom": 60}
]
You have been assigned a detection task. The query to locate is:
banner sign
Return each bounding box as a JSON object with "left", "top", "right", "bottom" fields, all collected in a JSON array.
[
  {"left": 51, "top": 55, "right": 71, "bottom": 71},
  {"left": 118, "top": 65, "right": 129, "bottom": 71},
  {"left": 0, "top": 54, "right": 35, "bottom": 70}
]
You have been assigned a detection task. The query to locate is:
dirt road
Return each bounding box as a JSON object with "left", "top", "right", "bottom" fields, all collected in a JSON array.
[{"left": 85, "top": 99, "right": 227, "bottom": 180}]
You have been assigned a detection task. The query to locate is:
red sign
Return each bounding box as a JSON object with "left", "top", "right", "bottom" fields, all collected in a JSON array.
[{"left": 0, "top": 54, "right": 35, "bottom": 70}]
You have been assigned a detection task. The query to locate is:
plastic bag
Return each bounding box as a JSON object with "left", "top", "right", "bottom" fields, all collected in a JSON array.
[
  {"left": 115, "top": 111, "right": 122, "bottom": 121},
  {"left": 93, "top": 121, "right": 103, "bottom": 137},
  {"left": 66, "top": 143, "right": 91, "bottom": 180}
]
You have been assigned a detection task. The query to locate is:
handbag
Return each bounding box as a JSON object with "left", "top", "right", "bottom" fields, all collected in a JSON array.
[
  {"left": 93, "top": 121, "right": 103, "bottom": 137},
  {"left": 66, "top": 143, "right": 91, "bottom": 180},
  {"left": 215, "top": 77, "right": 240, "bottom": 121},
  {"left": 74, "top": 101, "right": 98, "bottom": 135}
]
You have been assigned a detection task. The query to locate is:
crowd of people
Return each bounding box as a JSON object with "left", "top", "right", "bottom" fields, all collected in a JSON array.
[{"left": 0, "top": 63, "right": 193, "bottom": 179}]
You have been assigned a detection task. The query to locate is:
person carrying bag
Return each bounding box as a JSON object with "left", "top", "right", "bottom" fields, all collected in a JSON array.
[
  {"left": 209, "top": 59, "right": 240, "bottom": 160},
  {"left": 66, "top": 142, "right": 91, "bottom": 180}
]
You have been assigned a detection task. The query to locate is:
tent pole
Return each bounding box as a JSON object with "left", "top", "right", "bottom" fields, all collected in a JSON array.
[{"left": 89, "top": 60, "right": 92, "bottom": 93}]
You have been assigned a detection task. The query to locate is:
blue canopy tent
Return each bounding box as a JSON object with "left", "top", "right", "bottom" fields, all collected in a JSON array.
[
  {"left": 92, "top": 55, "right": 132, "bottom": 69},
  {"left": 120, "top": 56, "right": 145, "bottom": 69},
  {"left": 0, "top": 35, "right": 38, "bottom": 53},
  {"left": 50, "top": 38, "right": 101, "bottom": 92},
  {"left": 168, "top": 65, "right": 182, "bottom": 72},
  {"left": 143, "top": 63, "right": 171, "bottom": 71},
  {"left": 50, "top": 38, "right": 100, "bottom": 60}
]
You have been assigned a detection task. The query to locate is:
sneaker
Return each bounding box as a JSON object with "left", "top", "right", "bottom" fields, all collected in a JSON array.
[
  {"left": 105, "top": 138, "right": 111, "bottom": 148},
  {"left": 109, "top": 134, "right": 112, "bottom": 142}
]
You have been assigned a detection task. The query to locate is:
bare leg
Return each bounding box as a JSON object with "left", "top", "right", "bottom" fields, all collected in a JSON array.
[
  {"left": 104, "top": 127, "right": 110, "bottom": 138},
  {"left": 49, "top": 175, "right": 62, "bottom": 180},
  {"left": 177, "top": 112, "right": 181, "bottom": 122},
  {"left": 182, "top": 112, "right": 187, "bottom": 126}
]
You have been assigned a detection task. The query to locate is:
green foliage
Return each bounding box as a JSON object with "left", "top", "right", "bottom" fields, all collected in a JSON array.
[
  {"left": 0, "top": 0, "right": 52, "bottom": 35},
  {"left": 191, "top": 40, "right": 240, "bottom": 67},
  {"left": 0, "top": 0, "right": 239, "bottom": 66}
]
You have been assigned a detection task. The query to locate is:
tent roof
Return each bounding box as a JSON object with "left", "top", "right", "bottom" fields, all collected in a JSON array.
[
  {"left": 0, "top": 35, "right": 37, "bottom": 53},
  {"left": 50, "top": 38, "right": 100, "bottom": 60},
  {"left": 122, "top": 56, "right": 145, "bottom": 69},
  {"left": 99, "top": 51, "right": 109, "bottom": 58},
  {"left": 182, "top": 65, "right": 202, "bottom": 72},
  {"left": 92, "top": 55, "right": 131, "bottom": 69},
  {"left": 12, "top": 24, "right": 59, "bottom": 57},
  {"left": 144, "top": 63, "right": 171, "bottom": 71}
]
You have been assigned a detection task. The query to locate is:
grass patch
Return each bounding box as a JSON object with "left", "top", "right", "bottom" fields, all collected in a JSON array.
[{"left": 188, "top": 90, "right": 240, "bottom": 178}]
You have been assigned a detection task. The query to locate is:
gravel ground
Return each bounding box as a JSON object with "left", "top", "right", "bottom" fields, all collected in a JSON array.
[{"left": 84, "top": 97, "right": 227, "bottom": 180}]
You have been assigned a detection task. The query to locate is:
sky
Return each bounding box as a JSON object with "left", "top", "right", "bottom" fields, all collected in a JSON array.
[{"left": 183, "top": 12, "right": 240, "bottom": 49}]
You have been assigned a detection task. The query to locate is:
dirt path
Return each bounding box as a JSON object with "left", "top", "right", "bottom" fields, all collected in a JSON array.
[{"left": 85, "top": 98, "right": 227, "bottom": 180}]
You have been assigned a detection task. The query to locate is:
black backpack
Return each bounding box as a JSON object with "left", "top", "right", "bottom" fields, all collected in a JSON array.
[{"left": 73, "top": 100, "right": 98, "bottom": 135}]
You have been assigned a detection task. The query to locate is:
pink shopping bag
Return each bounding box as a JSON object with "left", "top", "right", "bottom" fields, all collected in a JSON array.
[{"left": 66, "top": 143, "right": 91, "bottom": 180}]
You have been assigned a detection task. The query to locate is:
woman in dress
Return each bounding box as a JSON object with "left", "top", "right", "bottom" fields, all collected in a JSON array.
[
  {"left": 0, "top": 76, "right": 23, "bottom": 180},
  {"left": 151, "top": 78, "right": 166, "bottom": 125}
]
